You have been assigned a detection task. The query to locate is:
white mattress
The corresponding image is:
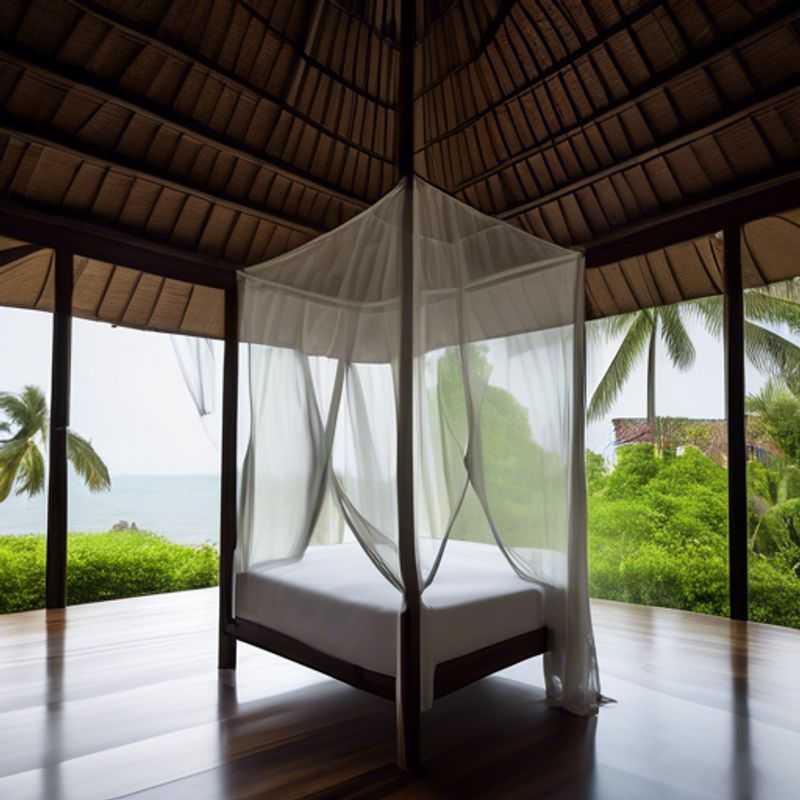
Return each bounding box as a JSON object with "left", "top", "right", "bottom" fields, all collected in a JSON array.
[{"left": 235, "top": 540, "right": 545, "bottom": 708}]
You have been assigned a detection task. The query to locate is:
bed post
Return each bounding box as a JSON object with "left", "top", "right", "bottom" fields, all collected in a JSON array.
[
  {"left": 396, "top": 0, "right": 422, "bottom": 773},
  {"left": 219, "top": 279, "right": 239, "bottom": 671}
]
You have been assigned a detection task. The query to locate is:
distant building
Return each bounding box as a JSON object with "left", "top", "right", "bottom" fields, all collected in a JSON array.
[{"left": 611, "top": 417, "right": 782, "bottom": 466}]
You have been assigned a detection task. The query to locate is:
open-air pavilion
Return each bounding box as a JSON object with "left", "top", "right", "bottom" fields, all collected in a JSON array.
[{"left": 1, "top": 1, "right": 800, "bottom": 797}]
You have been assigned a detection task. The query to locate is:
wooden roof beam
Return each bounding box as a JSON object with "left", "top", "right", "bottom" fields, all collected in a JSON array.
[
  {"left": 497, "top": 81, "right": 800, "bottom": 220},
  {"left": 418, "top": 0, "right": 798, "bottom": 156},
  {"left": 68, "top": 0, "right": 395, "bottom": 111},
  {"left": 0, "top": 48, "right": 369, "bottom": 211},
  {"left": 0, "top": 121, "right": 324, "bottom": 238},
  {"left": 0, "top": 243, "right": 47, "bottom": 267},
  {"left": 0, "top": 198, "right": 235, "bottom": 288},
  {"left": 54, "top": 0, "right": 394, "bottom": 166},
  {"left": 414, "top": 0, "right": 668, "bottom": 101},
  {"left": 584, "top": 169, "right": 800, "bottom": 269},
  {"left": 320, "top": 0, "right": 400, "bottom": 48}
]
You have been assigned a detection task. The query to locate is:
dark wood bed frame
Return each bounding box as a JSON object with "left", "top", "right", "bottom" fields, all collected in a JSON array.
[
  {"left": 227, "top": 617, "right": 548, "bottom": 704},
  {"left": 223, "top": 614, "right": 548, "bottom": 770}
]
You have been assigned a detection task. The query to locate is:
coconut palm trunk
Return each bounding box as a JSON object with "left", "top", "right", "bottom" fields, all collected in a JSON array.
[
  {"left": 647, "top": 325, "right": 657, "bottom": 429},
  {"left": 588, "top": 306, "right": 694, "bottom": 428}
]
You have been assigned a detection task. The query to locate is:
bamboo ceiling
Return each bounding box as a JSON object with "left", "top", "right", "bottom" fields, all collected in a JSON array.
[{"left": 0, "top": 0, "right": 799, "bottom": 336}]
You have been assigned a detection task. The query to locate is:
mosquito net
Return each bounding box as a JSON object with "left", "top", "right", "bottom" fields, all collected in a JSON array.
[{"left": 236, "top": 177, "right": 599, "bottom": 715}]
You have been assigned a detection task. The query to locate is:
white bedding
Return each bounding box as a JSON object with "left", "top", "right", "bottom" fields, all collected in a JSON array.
[{"left": 235, "top": 539, "right": 545, "bottom": 708}]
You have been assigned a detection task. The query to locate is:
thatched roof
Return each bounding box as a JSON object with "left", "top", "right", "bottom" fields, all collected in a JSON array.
[{"left": 1, "top": 1, "right": 799, "bottom": 336}]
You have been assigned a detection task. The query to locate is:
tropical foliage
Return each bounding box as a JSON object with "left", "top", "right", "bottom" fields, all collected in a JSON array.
[
  {"left": 0, "top": 530, "right": 218, "bottom": 614},
  {"left": 588, "top": 444, "right": 800, "bottom": 629},
  {"left": 0, "top": 385, "right": 110, "bottom": 501}
]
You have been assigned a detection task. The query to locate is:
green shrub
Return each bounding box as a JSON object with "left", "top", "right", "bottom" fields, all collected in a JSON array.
[
  {"left": 0, "top": 530, "right": 218, "bottom": 614},
  {"left": 604, "top": 444, "right": 659, "bottom": 499},
  {"left": 589, "top": 445, "right": 800, "bottom": 629}
]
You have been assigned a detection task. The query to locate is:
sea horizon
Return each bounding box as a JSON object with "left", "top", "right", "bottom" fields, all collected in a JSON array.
[{"left": 0, "top": 473, "right": 222, "bottom": 545}]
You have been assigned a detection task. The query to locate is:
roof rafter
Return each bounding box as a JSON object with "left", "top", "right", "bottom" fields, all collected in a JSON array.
[
  {"left": 585, "top": 168, "right": 800, "bottom": 269},
  {"left": 68, "top": 0, "right": 395, "bottom": 110},
  {"left": 419, "top": 0, "right": 798, "bottom": 158},
  {"left": 455, "top": 3, "right": 800, "bottom": 195},
  {"left": 0, "top": 197, "right": 235, "bottom": 288},
  {"left": 55, "top": 0, "right": 394, "bottom": 167},
  {"left": 415, "top": 0, "right": 668, "bottom": 101},
  {"left": 496, "top": 82, "right": 800, "bottom": 222},
  {"left": 0, "top": 243, "right": 47, "bottom": 267},
  {"left": 0, "top": 121, "right": 324, "bottom": 237},
  {"left": 0, "top": 48, "right": 369, "bottom": 211}
]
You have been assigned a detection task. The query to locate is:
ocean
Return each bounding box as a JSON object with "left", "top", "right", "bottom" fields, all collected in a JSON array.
[{"left": 0, "top": 474, "right": 221, "bottom": 545}]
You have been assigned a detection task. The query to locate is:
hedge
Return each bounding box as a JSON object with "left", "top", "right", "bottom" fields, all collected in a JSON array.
[{"left": 0, "top": 530, "right": 218, "bottom": 614}]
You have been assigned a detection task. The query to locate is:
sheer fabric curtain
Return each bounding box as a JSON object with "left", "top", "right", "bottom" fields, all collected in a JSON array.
[
  {"left": 412, "top": 180, "right": 599, "bottom": 713},
  {"left": 237, "top": 185, "right": 404, "bottom": 587},
  {"left": 234, "top": 177, "right": 600, "bottom": 715}
]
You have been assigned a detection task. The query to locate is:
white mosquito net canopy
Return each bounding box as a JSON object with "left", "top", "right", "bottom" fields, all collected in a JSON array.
[{"left": 236, "top": 177, "right": 599, "bottom": 714}]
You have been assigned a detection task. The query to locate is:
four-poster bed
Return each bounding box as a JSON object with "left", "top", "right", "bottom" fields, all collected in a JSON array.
[
  {"left": 214, "top": 2, "right": 600, "bottom": 770},
  {"left": 218, "top": 175, "right": 600, "bottom": 769}
]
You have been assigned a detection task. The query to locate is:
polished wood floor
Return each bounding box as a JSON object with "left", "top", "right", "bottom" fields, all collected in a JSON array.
[{"left": 1, "top": 590, "right": 799, "bottom": 799}]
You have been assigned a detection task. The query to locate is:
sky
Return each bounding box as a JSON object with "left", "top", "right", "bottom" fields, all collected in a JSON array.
[
  {"left": 0, "top": 307, "right": 224, "bottom": 475},
  {"left": 0, "top": 301, "right": 787, "bottom": 476}
]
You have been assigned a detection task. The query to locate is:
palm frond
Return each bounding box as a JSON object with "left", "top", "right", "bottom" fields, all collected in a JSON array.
[
  {"left": 657, "top": 304, "right": 695, "bottom": 369},
  {"left": 689, "top": 296, "right": 724, "bottom": 337},
  {"left": 0, "top": 439, "right": 28, "bottom": 502},
  {"left": 744, "top": 291, "right": 800, "bottom": 333},
  {"left": 746, "top": 378, "right": 784, "bottom": 415},
  {"left": 67, "top": 431, "right": 111, "bottom": 492},
  {"left": 15, "top": 440, "right": 45, "bottom": 496},
  {"left": 754, "top": 277, "right": 800, "bottom": 303},
  {"left": 587, "top": 311, "right": 641, "bottom": 344},
  {"left": 743, "top": 321, "right": 800, "bottom": 378},
  {"left": 588, "top": 311, "right": 654, "bottom": 422},
  {"left": 0, "top": 386, "right": 48, "bottom": 439}
]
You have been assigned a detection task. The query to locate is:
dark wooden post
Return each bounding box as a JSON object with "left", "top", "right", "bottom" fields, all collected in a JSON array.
[
  {"left": 46, "top": 248, "right": 73, "bottom": 609},
  {"left": 219, "top": 280, "right": 239, "bottom": 669},
  {"left": 395, "top": 0, "right": 421, "bottom": 772},
  {"left": 723, "top": 224, "right": 748, "bottom": 621}
]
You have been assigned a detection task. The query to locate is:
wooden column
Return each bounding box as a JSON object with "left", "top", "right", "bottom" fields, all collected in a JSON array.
[
  {"left": 218, "top": 281, "right": 239, "bottom": 669},
  {"left": 46, "top": 248, "right": 72, "bottom": 609},
  {"left": 395, "top": 0, "right": 421, "bottom": 773},
  {"left": 723, "top": 224, "right": 748, "bottom": 621}
]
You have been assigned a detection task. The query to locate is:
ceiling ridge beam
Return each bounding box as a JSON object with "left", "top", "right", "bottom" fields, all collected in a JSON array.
[
  {"left": 497, "top": 80, "right": 800, "bottom": 221},
  {"left": 419, "top": 1, "right": 799, "bottom": 158},
  {"left": 0, "top": 121, "right": 324, "bottom": 237},
  {"left": 0, "top": 47, "right": 369, "bottom": 210},
  {"left": 414, "top": 0, "right": 667, "bottom": 101},
  {"left": 56, "top": 0, "right": 394, "bottom": 167},
  {"left": 68, "top": 0, "right": 396, "bottom": 110}
]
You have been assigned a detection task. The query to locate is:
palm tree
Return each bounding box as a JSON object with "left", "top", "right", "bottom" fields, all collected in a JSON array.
[
  {"left": 0, "top": 385, "right": 110, "bottom": 501},
  {"left": 588, "top": 280, "right": 800, "bottom": 426}
]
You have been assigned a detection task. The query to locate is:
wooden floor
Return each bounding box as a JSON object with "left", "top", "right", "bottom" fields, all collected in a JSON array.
[{"left": 1, "top": 592, "right": 799, "bottom": 800}]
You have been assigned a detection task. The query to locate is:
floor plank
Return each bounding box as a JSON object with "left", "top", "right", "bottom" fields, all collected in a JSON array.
[{"left": 1, "top": 590, "right": 798, "bottom": 799}]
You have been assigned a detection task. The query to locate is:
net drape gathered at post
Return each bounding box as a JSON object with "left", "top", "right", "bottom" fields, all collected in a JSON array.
[{"left": 235, "top": 177, "right": 600, "bottom": 714}]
